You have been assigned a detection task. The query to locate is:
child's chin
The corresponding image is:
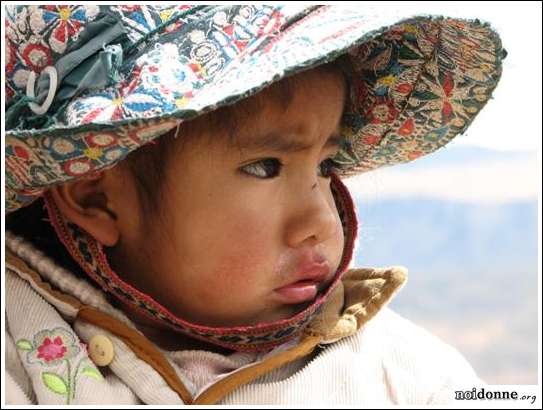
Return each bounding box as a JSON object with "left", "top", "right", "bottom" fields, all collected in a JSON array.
[
  {"left": 212, "top": 302, "right": 312, "bottom": 327},
  {"left": 258, "top": 302, "right": 312, "bottom": 324}
]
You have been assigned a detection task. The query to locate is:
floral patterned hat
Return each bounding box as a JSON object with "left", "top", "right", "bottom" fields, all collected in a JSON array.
[{"left": 5, "top": 5, "right": 506, "bottom": 214}]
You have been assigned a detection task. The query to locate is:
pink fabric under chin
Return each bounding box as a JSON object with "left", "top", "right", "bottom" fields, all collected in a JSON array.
[{"left": 43, "top": 171, "right": 358, "bottom": 352}]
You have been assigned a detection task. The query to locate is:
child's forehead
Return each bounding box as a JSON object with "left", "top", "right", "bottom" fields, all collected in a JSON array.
[
  {"left": 234, "top": 124, "right": 346, "bottom": 154},
  {"left": 231, "top": 72, "right": 347, "bottom": 153},
  {"left": 234, "top": 63, "right": 346, "bottom": 124}
]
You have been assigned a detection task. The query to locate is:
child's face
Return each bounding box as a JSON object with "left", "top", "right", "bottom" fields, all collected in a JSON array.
[{"left": 111, "top": 67, "right": 347, "bottom": 327}]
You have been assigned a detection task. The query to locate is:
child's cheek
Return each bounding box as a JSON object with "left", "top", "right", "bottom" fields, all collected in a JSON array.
[{"left": 210, "top": 214, "right": 274, "bottom": 293}]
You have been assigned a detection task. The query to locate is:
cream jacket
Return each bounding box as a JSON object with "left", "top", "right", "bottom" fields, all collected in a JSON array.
[{"left": 4, "top": 231, "right": 484, "bottom": 405}]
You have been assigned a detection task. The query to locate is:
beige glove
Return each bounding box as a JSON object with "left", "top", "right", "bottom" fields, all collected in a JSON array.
[{"left": 304, "top": 266, "right": 408, "bottom": 343}]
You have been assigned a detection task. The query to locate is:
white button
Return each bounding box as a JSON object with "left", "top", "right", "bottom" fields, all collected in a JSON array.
[{"left": 88, "top": 335, "right": 115, "bottom": 367}]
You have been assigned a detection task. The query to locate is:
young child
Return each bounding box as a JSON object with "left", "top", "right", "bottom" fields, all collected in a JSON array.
[{"left": 4, "top": 5, "right": 505, "bottom": 405}]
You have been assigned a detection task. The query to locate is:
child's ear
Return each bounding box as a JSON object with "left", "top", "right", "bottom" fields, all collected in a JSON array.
[{"left": 48, "top": 172, "right": 120, "bottom": 247}]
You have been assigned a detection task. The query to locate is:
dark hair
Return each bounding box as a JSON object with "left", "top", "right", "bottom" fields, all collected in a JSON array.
[{"left": 5, "top": 197, "right": 94, "bottom": 282}]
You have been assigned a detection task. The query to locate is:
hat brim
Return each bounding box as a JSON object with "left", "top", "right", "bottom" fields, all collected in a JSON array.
[{"left": 5, "top": 6, "right": 505, "bottom": 212}]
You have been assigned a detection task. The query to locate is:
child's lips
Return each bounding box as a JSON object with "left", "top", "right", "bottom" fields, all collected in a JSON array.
[
  {"left": 273, "top": 262, "right": 331, "bottom": 305},
  {"left": 273, "top": 280, "right": 321, "bottom": 304}
]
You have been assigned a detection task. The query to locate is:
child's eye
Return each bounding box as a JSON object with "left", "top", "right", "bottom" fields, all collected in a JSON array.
[
  {"left": 241, "top": 158, "right": 282, "bottom": 179},
  {"left": 240, "top": 157, "right": 340, "bottom": 179}
]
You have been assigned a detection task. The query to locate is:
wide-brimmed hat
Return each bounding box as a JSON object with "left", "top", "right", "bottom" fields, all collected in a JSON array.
[{"left": 5, "top": 5, "right": 505, "bottom": 213}]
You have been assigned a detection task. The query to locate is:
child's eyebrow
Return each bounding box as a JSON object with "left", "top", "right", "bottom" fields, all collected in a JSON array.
[{"left": 239, "top": 129, "right": 348, "bottom": 153}]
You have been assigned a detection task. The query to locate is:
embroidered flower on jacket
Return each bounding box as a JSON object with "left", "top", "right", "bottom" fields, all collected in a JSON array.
[
  {"left": 17, "top": 327, "right": 103, "bottom": 404},
  {"left": 25, "top": 327, "right": 80, "bottom": 366},
  {"left": 38, "top": 336, "right": 68, "bottom": 362}
]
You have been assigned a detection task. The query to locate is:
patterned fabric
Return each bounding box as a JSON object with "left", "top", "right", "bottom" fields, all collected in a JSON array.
[
  {"left": 5, "top": 5, "right": 505, "bottom": 213},
  {"left": 41, "top": 172, "right": 358, "bottom": 352}
]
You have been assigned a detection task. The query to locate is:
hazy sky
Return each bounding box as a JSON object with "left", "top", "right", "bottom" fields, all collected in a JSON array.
[{"left": 344, "top": 152, "right": 539, "bottom": 203}]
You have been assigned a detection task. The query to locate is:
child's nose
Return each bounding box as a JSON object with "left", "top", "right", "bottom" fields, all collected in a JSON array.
[{"left": 285, "top": 185, "right": 339, "bottom": 248}]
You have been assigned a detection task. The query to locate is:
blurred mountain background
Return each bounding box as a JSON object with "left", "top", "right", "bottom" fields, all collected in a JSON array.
[{"left": 344, "top": 144, "right": 539, "bottom": 384}]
